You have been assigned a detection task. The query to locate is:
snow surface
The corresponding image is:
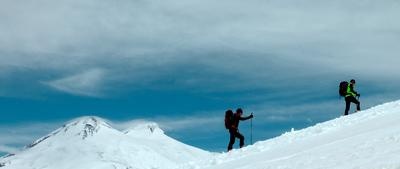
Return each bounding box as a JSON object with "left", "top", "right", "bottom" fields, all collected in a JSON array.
[{"left": 2, "top": 100, "right": 400, "bottom": 169}]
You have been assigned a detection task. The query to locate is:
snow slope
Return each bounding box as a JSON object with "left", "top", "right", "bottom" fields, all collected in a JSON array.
[
  {"left": 0, "top": 117, "right": 210, "bottom": 169},
  {"left": 180, "top": 101, "right": 400, "bottom": 169}
]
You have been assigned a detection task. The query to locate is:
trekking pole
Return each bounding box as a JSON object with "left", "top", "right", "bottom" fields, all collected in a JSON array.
[{"left": 250, "top": 114, "right": 253, "bottom": 145}]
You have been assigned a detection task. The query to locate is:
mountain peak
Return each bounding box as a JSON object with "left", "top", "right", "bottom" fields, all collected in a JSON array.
[
  {"left": 63, "top": 116, "right": 112, "bottom": 139},
  {"left": 26, "top": 116, "right": 113, "bottom": 149},
  {"left": 67, "top": 116, "right": 110, "bottom": 126},
  {"left": 124, "top": 121, "right": 164, "bottom": 137}
]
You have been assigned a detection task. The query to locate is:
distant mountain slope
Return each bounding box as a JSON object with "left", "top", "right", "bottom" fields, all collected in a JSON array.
[
  {"left": 182, "top": 101, "right": 400, "bottom": 169},
  {"left": 0, "top": 117, "right": 210, "bottom": 169}
]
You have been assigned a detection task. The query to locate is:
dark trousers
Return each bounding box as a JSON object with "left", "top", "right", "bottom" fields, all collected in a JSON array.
[
  {"left": 344, "top": 96, "right": 360, "bottom": 115},
  {"left": 227, "top": 129, "right": 245, "bottom": 151}
]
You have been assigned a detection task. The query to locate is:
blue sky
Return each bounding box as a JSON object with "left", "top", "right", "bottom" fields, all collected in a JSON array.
[{"left": 1, "top": 0, "right": 400, "bottom": 155}]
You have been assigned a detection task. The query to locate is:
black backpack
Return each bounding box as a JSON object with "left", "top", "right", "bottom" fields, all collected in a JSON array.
[
  {"left": 339, "top": 81, "right": 348, "bottom": 97},
  {"left": 224, "top": 110, "right": 233, "bottom": 129}
]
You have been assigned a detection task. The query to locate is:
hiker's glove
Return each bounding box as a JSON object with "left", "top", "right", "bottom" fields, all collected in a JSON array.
[
  {"left": 249, "top": 114, "right": 254, "bottom": 118},
  {"left": 356, "top": 94, "right": 360, "bottom": 97}
]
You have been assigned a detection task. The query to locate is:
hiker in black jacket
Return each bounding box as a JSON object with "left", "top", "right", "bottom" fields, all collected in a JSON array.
[{"left": 227, "top": 108, "right": 253, "bottom": 151}]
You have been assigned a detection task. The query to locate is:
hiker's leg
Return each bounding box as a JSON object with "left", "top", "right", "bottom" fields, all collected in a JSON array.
[
  {"left": 227, "top": 130, "right": 236, "bottom": 151},
  {"left": 350, "top": 96, "right": 361, "bottom": 111},
  {"left": 344, "top": 97, "right": 351, "bottom": 115},
  {"left": 236, "top": 132, "right": 245, "bottom": 148}
]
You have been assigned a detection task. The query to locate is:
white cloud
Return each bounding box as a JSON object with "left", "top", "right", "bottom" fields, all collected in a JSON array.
[
  {"left": 158, "top": 116, "right": 222, "bottom": 132},
  {"left": 43, "top": 68, "right": 106, "bottom": 97},
  {"left": 0, "top": 121, "right": 61, "bottom": 154},
  {"left": 1, "top": 0, "right": 400, "bottom": 96},
  {"left": 110, "top": 115, "right": 222, "bottom": 133},
  {"left": 0, "top": 145, "right": 19, "bottom": 155},
  {"left": 110, "top": 119, "right": 159, "bottom": 132}
]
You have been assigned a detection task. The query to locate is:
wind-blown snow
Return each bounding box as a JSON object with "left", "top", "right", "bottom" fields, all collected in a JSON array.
[{"left": 2, "top": 101, "right": 400, "bottom": 169}]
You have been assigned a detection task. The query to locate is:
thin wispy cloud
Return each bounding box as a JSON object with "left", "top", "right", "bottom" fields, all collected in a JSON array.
[
  {"left": 43, "top": 68, "right": 106, "bottom": 97},
  {"left": 110, "top": 115, "right": 222, "bottom": 133},
  {"left": 0, "top": 121, "right": 62, "bottom": 154},
  {"left": 0, "top": 145, "right": 19, "bottom": 155}
]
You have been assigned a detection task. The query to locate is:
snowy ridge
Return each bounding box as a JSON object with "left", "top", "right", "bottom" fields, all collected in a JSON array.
[{"left": 180, "top": 100, "right": 400, "bottom": 169}]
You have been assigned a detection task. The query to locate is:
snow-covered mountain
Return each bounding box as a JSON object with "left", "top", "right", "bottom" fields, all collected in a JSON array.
[
  {"left": 0, "top": 117, "right": 210, "bottom": 169},
  {"left": 2, "top": 100, "right": 400, "bottom": 169}
]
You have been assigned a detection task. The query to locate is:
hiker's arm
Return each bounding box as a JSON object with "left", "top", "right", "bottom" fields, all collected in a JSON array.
[
  {"left": 350, "top": 85, "right": 359, "bottom": 96},
  {"left": 239, "top": 114, "right": 253, "bottom": 121}
]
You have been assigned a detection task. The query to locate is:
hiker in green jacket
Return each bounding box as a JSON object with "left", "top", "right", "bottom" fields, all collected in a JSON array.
[{"left": 344, "top": 79, "right": 361, "bottom": 115}]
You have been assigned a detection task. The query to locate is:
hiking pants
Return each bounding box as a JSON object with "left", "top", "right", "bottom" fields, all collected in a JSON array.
[
  {"left": 227, "top": 129, "right": 245, "bottom": 151},
  {"left": 344, "top": 96, "right": 360, "bottom": 115}
]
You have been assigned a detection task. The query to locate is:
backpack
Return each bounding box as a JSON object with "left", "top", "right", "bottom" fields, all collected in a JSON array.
[
  {"left": 224, "top": 110, "right": 233, "bottom": 129},
  {"left": 339, "top": 81, "right": 348, "bottom": 97}
]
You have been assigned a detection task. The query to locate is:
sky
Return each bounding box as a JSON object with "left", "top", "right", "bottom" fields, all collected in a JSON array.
[{"left": 1, "top": 0, "right": 400, "bottom": 155}]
